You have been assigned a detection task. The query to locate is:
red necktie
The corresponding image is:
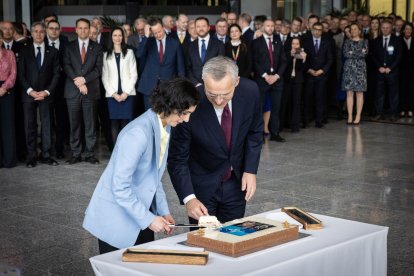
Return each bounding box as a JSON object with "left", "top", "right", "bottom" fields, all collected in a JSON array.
[
  {"left": 268, "top": 37, "right": 273, "bottom": 68},
  {"left": 159, "top": 39, "right": 164, "bottom": 63},
  {"left": 81, "top": 42, "right": 86, "bottom": 64},
  {"left": 221, "top": 104, "right": 232, "bottom": 181}
]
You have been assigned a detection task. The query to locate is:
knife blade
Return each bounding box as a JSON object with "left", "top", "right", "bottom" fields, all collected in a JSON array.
[{"left": 168, "top": 224, "right": 202, "bottom": 228}]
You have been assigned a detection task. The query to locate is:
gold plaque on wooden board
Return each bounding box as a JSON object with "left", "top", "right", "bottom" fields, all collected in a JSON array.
[{"left": 282, "top": 207, "right": 323, "bottom": 230}]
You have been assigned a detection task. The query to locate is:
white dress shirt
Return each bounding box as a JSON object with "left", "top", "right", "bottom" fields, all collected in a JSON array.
[
  {"left": 198, "top": 33, "right": 210, "bottom": 58},
  {"left": 47, "top": 37, "right": 60, "bottom": 50},
  {"left": 78, "top": 38, "right": 89, "bottom": 55},
  {"left": 156, "top": 35, "right": 167, "bottom": 52},
  {"left": 404, "top": 37, "right": 411, "bottom": 50}
]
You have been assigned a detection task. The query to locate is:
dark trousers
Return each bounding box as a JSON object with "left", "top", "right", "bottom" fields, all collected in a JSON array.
[
  {"left": 375, "top": 72, "right": 399, "bottom": 115},
  {"left": 66, "top": 96, "right": 98, "bottom": 158},
  {"left": 53, "top": 94, "right": 69, "bottom": 155},
  {"left": 190, "top": 173, "right": 246, "bottom": 224},
  {"left": 98, "top": 228, "right": 154, "bottom": 254},
  {"left": 14, "top": 87, "right": 26, "bottom": 160},
  {"left": 0, "top": 91, "right": 17, "bottom": 168},
  {"left": 23, "top": 101, "right": 52, "bottom": 160},
  {"left": 285, "top": 80, "right": 302, "bottom": 131},
  {"left": 400, "top": 67, "right": 414, "bottom": 112},
  {"left": 303, "top": 75, "right": 327, "bottom": 125},
  {"left": 142, "top": 94, "right": 151, "bottom": 111},
  {"left": 257, "top": 78, "right": 284, "bottom": 136}
]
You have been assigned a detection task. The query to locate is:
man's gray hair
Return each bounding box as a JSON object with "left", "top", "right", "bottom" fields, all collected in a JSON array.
[
  {"left": 202, "top": 56, "right": 239, "bottom": 83},
  {"left": 31, "top": 21, "right": 45, "bottom": 30}
]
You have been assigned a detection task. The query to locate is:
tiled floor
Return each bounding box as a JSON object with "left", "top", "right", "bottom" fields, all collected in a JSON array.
[{"left": 1, "top": 120, "right": 413, "bottom": 275}]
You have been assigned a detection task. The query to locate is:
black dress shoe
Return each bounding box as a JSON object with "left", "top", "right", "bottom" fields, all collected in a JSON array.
[
  {"left": 40, "top": 157, "right": 59, "bottom": 166},
  {"left": 56, "top": 152, "right": 64, "bottom": 159},
  {"left": 85, "top": 156, "right": 99, "bottom": 164},
  {"left": 372, "top": 115, "right": 383, "bottom": 121},
  {"left": 26, "top": 159, "right": 37, "bottom": 168},
  {"left": 270, "top": 134, "right": 286, "bottom": 142},
  {"left": 66, "top": 156, "right": 82, "bottom": 165}
]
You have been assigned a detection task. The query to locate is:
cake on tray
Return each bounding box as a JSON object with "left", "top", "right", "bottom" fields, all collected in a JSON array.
[{"left": 187, "top": 215, "right": 299, "bottom": 257}]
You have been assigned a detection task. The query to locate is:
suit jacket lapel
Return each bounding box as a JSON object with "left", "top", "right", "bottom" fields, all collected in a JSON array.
[
  {"left": 84, "top": 42, "right": 94, "bottom": 64},
  {"left": 230, "top": 90, "right": 242, "bottom": 152},
  {"left": 162, "top": 38, "right": 171, "bottom": 64},
  {"left": 200, "top": 96, "right": 228, "bottom": 153},
  {"left": 150, "top": 111, "right": 161, "bottom": 178}
]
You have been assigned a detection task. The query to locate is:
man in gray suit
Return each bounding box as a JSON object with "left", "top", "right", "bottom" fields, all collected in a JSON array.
[
  {"left": 128, "top": 18, "right": 147, "bottom": 50},
  {"left": 63, "top": 18, "right": 103, "bottom": 164}
]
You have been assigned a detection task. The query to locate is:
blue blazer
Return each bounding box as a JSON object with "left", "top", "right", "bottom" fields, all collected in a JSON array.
[
  {"left": 168, "top": 78, "right": 263, "bottom": 204},
  {"left": 83, "top": 109, "right": 171, "bottom": 249},
  {"left": 137, "top": 36, "right": 185, "bottom": 95}
]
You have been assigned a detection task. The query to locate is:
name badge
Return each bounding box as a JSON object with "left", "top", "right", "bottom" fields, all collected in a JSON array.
[{"left": 387, "top": 45, "right": 394, "bottom": 55}]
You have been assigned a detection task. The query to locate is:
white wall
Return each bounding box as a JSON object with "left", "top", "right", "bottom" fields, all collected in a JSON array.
[{"left": 240, "top": 0, "right": 272, "bottom": 18}]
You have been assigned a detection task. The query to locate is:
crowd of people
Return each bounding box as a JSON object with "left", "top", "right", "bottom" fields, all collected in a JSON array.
[{"left": 0, "top": 10, "right": 413, "bottom": 169}]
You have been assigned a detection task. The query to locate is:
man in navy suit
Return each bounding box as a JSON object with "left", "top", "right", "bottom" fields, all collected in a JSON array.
[
  {"left": 302, "top": 22, "right": 333, "bottom": 128},
  {"left": 170, "top": 14, "right": 191, "bottom": 46},
  {"left": 371, "top": 20, "right": 403, "bottom": 121},
  {"left": 137, "top": 17, "right": 185, "bottom": 110},
  {"left": 252, "top": 19, "right": 287, "bottom": 142},
  {"left": 46, "top": 19, "right": 69, "bottom": 159},
  {"left": 185, "top": 17, "right": 225, "bottom": 86},
  {"left": 168, "top": 56, "right": 263, "bottom": 224},
  {"left": 19, "top": 22, "right": 60, "bottom": 168},
  {"left": 239, "top": 13, "right": 254, "bottom": 46},
  {"left": 213, "top": 18, "right": 230, "bottom": 44}
]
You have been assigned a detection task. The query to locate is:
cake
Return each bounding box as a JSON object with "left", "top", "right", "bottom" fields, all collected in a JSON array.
[
  {"left": 198, "top": 215, "right": 222, "bottom": 228},
  {"left": 187, "top": 215, "right": 299, "bottom": 257}
]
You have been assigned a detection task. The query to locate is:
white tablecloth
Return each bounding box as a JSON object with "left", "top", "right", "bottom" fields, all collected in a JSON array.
[{"left": 89, "top": 211, "right": 388, "bottom": 276}]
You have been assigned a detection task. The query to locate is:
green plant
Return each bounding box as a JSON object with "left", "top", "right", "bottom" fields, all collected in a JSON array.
[{"left": 100, "top": 15, "right": 123, "bottom": 29}]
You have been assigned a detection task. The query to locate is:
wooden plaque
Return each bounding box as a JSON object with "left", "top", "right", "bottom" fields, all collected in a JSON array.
[
  {"left": 282, "top": 207, "right": 323, "bottom": 230},
  {"left": 122, "top": 248, "right": 209, "bottom": 265}
]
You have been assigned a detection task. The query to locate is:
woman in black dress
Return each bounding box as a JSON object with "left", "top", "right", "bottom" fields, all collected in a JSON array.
[
  {"left": 285, "top": 37, "right": 307, "bottom": 132},
  {"left": 225, "top": 24, "right": 252, "bottom": 78}
]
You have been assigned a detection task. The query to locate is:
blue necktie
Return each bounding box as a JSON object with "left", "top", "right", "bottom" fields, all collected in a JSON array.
[
  {"left": 36, "top": 46, "right": 42, "bottom": 69},
  {"left": 201, "top": 39, "right": 206, "bottom": 64},
  {"left": 314, "top": 40, "right": 319, "bottom": 54}
]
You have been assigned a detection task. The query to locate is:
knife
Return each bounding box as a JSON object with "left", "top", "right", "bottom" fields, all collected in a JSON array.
[{"left": 168, "top": 224, "right": 203, "bottom": 228}]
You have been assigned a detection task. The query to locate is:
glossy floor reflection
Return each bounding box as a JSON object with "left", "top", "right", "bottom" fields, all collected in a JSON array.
[{"left": 0, "top": 121, "right": 413, "bottom": 275}]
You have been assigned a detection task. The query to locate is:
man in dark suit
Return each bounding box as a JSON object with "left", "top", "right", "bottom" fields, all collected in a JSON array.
[
  {"left": 19, "top": 22, "right": 60, "bottom": 168},
  {"left": 371, "top": 20, "right": 403, "bottom": 121},
  {"left": 239, "top": 13, "right": 254, "bottom": 46},
  {"left": 46, "top": 19, "right": 69, "bottom": 159},
  {"left": 137, "top": 17, "right": 185, "bottom": 110},
  {"left": 168, "top": 56, "right": 263, "bottom": 224},
  {"left": 302, "top": 22, "right": 333, "bottom": 128},
  {"left": 213, "top": 18, "right": 230, "bottom": 44},
  {"left": 63, "top": 18, "right": 103, "bottom": 165},
  {"left": 127, "top": 18, "right": 147, "bottom": 50},
  {"left": 252, "top": 19, "right": 287, "bottom": 142},
  {"left": 186, "top": 17, "right": 225, "bottom": 86},
  {"left": 170, "top": 14, "right": 191, "bottom": 46}
]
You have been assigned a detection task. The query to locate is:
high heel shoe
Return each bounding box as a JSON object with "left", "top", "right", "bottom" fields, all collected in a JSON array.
[{"left": 353, "top": 121, "right": 360, "bottom": 126}]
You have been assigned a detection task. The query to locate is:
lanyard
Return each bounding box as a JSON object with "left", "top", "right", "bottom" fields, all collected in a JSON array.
[{"left": 232, "top": 46, "right": 240, "bottom": 62}]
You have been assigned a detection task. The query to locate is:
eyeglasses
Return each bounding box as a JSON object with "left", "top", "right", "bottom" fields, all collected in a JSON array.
[{"left": 205, "top": 90, "right": 234, "bottom": 100}]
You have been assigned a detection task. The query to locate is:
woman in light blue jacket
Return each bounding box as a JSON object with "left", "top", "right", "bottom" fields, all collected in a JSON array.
[{"left": 83, "top": 78, "right": 200, "bottom": 254}]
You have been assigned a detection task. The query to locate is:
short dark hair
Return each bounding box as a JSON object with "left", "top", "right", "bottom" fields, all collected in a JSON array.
[
  {"left": 401, "top": 22, "right": 413, "bottom": 33},
  {"left": 150, "top": 78, "right": 200, "bottom": 116},
  {"left": 195, "top": 17, "right": 210, "bottom": 26},
  {"left": 308, "top": 14, "right": 320, "bottom": 22},
  {"left": 254, "top": 15, "right": 267, "bottom": 24},
  {"left": 44, "top": 13, "right": 58, "bottom": 21},
  {"left": 47, "top": 19, "right": 61, "bottom": 28},
  {"left": 76, "top": 18, "right": 90, "bottom": 27},
  {"left": 215, "top": 17, "right": 227, "bottom": 25},
  {"left": 12, "top": 22, "right": 24, "bottom": 35},
  {"left": 293, "top": 17, "right": 303, "bottom": 24},
  {"left": 148, "top": 17, "right": 162, "bottom": 27},
  {"left": 240, "top": 13, "right": 251, "bottom": 24},
  {"left": 312, "top": 22, "right": 323, "bottom": 29}
]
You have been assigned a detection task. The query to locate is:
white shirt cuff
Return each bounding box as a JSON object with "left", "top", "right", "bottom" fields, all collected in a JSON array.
[
  {"left": 195, "top": 83, "right": 202, "bottom": 87},
  {"left": 262, "top": 73, "right": 267, "bottom": 78},
  {"left": 44, "top": 90, "right": 50, "bottom": 96},
  {"left": 27, "top": 88, "right": 33, "bottom": 95},
  {"left": 183, "top": 194, "right": 196, "bottom": 205}
]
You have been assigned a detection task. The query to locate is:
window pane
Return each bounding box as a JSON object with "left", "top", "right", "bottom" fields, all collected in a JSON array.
[
  {"left": 369, "top": 0, "right": 392, "bottom": 16},
  {"left": 395, "top": 0, "right": 406, "bottom": 19}
]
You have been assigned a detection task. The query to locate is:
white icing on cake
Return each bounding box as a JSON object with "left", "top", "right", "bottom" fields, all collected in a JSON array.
[{"left": 198, "top": 216, "right": 222, "bottom": 228}]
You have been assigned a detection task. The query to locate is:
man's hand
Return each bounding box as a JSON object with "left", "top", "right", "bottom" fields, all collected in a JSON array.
[
  {"left": 0, "top": 87, "right": 7, "bottom": 97},
  {"left": 315, "top": 69, "right": 324, "bottom": 76},
  {"left": 144, "top": 24, "right": 151, "bottom": 37},
  {"left": 119, "top": 92, "right": 128, "bottom": 101},
  {"left": 73, "top": 77, "right": 86, "bottom": 88},
  {"left": 79, "top": 85, "right": 88, "bottom": 95},
  {"left": 241, "top": 172, "right": 256, "bottom": 201},
  {"left": 385, "top": 68, "right": 391, "bottom": 74},
  {"left": 163, "top": 214, "right": 175, "bottom": 235},
  {"left": 185, "top": 198, "right": 209, "bottom": 220},
  {"left": 379, "top": 67, "right": 386, "bottom": 74},
  {"left": 148, "top": 216, "right": 171, "bottom": 233}
]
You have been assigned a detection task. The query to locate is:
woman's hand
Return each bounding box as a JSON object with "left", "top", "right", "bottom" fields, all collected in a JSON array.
[
  {"left": 163, "top": 214, "right": 175, "bottom": 235},
  {"left": 149, "top": 216, "right": 171, "bottom": 233},
  {"left": 120, "top": 92, "right": 129, "bottom": 101}
]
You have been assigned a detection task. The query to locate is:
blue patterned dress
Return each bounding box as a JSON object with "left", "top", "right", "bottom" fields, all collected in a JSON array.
[{"left": 342, "top": 39, "right": 368, "bottom": 92}]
